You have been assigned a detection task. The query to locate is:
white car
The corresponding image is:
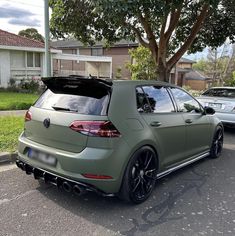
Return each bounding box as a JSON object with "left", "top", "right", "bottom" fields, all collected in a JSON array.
[{"left": 197, "top": 87, "right": 235, "bottom": 127}]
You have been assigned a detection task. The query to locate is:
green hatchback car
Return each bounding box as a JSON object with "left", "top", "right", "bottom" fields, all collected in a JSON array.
[{"left": 16, "top": 76, "right": 223, "bottom": 203}]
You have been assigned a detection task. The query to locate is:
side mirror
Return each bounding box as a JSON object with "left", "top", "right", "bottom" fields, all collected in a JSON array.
[{"left": 203, "top": 106, "right": 215, "bottom": 115}]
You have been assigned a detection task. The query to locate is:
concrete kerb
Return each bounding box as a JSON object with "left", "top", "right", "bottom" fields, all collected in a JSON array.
[{"left": 0, "top": 152, "right": 17, "bottom": 165}]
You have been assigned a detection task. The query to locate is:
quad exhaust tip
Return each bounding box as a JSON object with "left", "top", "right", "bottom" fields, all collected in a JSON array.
[{"left": 16, "top": 160, "right": 87, "bottom": 196}]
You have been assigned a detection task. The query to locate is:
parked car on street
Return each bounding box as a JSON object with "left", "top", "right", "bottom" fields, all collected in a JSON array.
[
  {"left": 16, "top": 76, "right": 224, "bottom": 203},
  {"left": 196, "top": 87, "right": 235, "bottom": 127}
]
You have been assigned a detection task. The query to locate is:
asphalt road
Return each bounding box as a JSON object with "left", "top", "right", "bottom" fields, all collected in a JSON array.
[{"left": 0, "top": 128, "right": 235, "bottom": 236}]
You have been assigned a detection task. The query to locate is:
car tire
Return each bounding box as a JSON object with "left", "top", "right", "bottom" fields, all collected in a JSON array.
[
  {"left": 119, "top": 146, "right": 158, "bottom": 204},
  {"left": 210, "top": 125, "right": 224, "bottom": 159}
]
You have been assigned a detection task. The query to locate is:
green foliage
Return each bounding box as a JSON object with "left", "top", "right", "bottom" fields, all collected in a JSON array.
[
  {"left": 49, "top": 0, "right": 235, "bottom": 81},
  {"left": 50, "top": 0, "right": 235, "bottom": 54},
  {"left": 0, "top": 92, "right": 38, "bottom": 110},
  {"left": 193, "top": 48, "right": 231, "bottom": 85},
  {"left": 192, "top": 59, "right": 209, "bottom": 72},
  {"left": 0, "top": 116, "right": 24, "bottom": 152},
  {"left": 19, "top": 79, "right": 40, "bottom": 93},
  {"left": 224, "top": 71, "right": 235, "bottom": 86},
  {"left": 183, "top": 85, "right": 203, "bottom": 97},
  {"left": 126, "top": 46, "right": 157, "bottom": 80},
  {"left": 115, "top": 67, "right": 122, "bottom": 79},
  {"left": 18, "top": 28, "right": 44, "bottom": 42}
]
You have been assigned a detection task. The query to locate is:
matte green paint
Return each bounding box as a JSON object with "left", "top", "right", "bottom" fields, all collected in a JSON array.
[{"left": 17, "top": 80, "right": 221, "bottom": 193}]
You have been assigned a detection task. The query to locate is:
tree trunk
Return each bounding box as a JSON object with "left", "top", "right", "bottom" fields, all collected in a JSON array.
[{"left": 158, "top": 65, "right": 171, "bottom": 82}]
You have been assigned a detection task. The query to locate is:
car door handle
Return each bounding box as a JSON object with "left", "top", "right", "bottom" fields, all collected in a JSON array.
[
  {"left": 150, "top": 121, "right": 162, "bottom": 127},
  {"left": 185, "top": 119, "right": 193, "bottom": 124}
]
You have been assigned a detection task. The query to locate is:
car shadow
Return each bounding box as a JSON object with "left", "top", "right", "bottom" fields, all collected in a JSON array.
[
  {"left": 35, "top": 153, "right": 230, "bottom": 236},
  {"left": 224, "top": 126, "right": 235, "bottom": 135}
]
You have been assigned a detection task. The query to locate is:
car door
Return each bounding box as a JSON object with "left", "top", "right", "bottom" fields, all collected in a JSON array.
[
  {"left": 137, "top": 86, "right": 187, "bottom": 168},
  {"left": 170, "top": 87, "right": 212, "bottom": 158}
]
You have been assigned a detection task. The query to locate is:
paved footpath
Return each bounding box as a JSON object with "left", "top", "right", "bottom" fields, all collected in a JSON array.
[{"left": 0, "top": 110, "right": 27, "bottom": 116}]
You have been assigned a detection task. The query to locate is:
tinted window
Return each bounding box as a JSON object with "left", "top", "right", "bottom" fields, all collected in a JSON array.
[
  {"left": 171, "top": 88, "right": 202, "bottom": 113},
  {"left": 34, "top": 87, "right": 110, "bottom": 116},
  {"left": 140, "top": 86, "right": 175, "bottom": 113},
  {"left": 202, "top": 88, "right": 235, "bottom": 98},
  {"left": 136, "top": 87, "right": 152, "bottom": 113}
]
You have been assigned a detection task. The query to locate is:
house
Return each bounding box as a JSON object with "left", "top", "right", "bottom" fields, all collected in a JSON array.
[
  {"left": 170, "top": 58, "right": 211, "bottom": 90},
  {"left": 184, "top": 70, "right": 212, "bottom": 90},
  {"left": 0, "top": 29, "right": 112, "bottom": 88},
  {"left": 51, "top": 39, "right": 138, "bottom": 79},
  {"left": 0, "top": 29, "right": 60, "bottom": 87},
  {"left": 52, "top": 39, "right": 210, "bottom": 90}
]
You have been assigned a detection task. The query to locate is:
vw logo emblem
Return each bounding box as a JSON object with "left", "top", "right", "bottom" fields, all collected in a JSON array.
[{"left": 43, "top": 118, "right": 50, "bottom": 128}]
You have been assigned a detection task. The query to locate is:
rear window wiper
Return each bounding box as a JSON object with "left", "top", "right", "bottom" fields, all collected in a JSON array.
[{"left": 52, "top": 106, "right": 78, "bottom": 112}]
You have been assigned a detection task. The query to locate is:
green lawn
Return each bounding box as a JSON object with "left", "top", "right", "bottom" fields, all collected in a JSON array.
[
  {"left": 0, "top": 92, "right": 38, "bottom": 110},
  {"left": 0, "top": 116, "right": 24, "bottom": 152}
]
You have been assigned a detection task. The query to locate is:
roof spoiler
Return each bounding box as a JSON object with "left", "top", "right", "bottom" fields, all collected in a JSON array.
[{"left": 41, "top": 76, "right": 113, "bottom": 93}]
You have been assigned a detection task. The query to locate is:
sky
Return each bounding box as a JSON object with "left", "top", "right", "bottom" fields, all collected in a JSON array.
[{"left": 0, "top": 0, "right": 45, "bottom": 35}]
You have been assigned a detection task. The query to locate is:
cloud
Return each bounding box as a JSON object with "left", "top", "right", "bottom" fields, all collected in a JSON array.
[
  {"left": 0, "top": 4, "right": 40, "bottom": 27},
  {"left": 0, "top": 4, "right": 34, "bottom": 18},
  {"left": 8, "top": 18, "right": 41, "bottom": 27}
]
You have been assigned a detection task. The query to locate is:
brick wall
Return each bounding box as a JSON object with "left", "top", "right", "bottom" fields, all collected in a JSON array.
[
  {"left": 104, "top": 47, "right": 133, "bottom": 79},
  {"left": 185, "top": 80, "right": 206, "bottom": 90}
]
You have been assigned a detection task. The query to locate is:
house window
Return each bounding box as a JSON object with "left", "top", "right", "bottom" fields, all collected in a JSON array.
[
  {"left": 27, "top": 52, "right": 41, "bottom": 68},
  {"left": 10, "top": 51, "right": 25, "bottom": 68},
  {"left": 35, "top": 53, "right": 41, "bottom": 67},
  {"left": 91, "top": 48, "right": 103, "bottom": 56},
  {"left": 27, "top": 52, "right": 34, "bottom": 67}
]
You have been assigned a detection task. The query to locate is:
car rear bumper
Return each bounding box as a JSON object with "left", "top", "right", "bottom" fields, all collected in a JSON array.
[
  {"left": 16, "top": 159, "right": 114, "bottom": 196},
  {"left": 18, "top": 132, "right": 129, "bottom": 193},
  {"left": 215, "top": 112, "right": 235, "bottom": 125}
]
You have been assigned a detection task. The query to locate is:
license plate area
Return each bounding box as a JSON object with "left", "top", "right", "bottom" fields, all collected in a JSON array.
[{"left": 28, "top": 148, "right": 57, "bottom": 166}]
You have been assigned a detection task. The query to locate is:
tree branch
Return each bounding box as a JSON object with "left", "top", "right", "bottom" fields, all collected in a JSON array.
[
  {"left": 167, "top": 4, "right": 209, "bottom": 69},
  {"left": 164, "top": 7, "right": 182, "bottom": 42},
  {"left": 131, "top": 26, "right": 150, "bottom": 48},
  {"left": 122, "top": 20, "right": 149, "bottom": 48},
  {"left": 138, "top": 14, "right": 158, "bottom": 55}
]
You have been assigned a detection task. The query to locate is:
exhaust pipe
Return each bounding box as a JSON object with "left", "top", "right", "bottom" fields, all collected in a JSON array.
[
  {"left": 62, "top": 181, "right": 72, "bottom": 193},
  {"left": 73, "top": 185, "right": 86, "bottom": 196}
]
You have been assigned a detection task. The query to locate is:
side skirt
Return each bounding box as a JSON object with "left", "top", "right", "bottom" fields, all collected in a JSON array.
[{"left": 157, "top": 151, "right": 210, "bottom": 179}]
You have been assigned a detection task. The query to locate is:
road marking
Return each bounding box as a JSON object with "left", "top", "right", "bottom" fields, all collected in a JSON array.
[
  {"left": 224, "top": 143, "right": 235, "bottom": 151},
  {"left": 0, "top": 164, "right": 17, "bottom": 172},
  {"left": 0, "top": 190, "right": 37, "bottom": 206}
]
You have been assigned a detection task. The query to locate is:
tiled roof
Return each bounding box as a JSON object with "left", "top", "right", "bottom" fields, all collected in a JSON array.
[
  {"left": 179, "top": 57, "right": 196, "bottom": 63},
  {"left": 0, "top": 29, "right": 45, "bottom": 48},
  {"left": 185, "top": 70, "right": 211, "bottom": 81}
]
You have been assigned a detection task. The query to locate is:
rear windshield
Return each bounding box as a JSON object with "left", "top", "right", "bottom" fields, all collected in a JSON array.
[
  {"left": 34, "top": 86, "right": 110, "bottom": 116},
  {"left": 202, "top": 88, "right": 235, "bottom": 98}
]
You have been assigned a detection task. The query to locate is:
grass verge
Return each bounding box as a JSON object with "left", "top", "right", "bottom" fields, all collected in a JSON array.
[
  {"left": 0, "top": 116, "right": 24, "bottom": 152},
  {"left": 0, "top": 92, "right": 38, "bottom": 110}
]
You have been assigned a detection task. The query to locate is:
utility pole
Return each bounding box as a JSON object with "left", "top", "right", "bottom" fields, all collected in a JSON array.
[{"left": 44, "top": 0, "right": 51, "bottom": 77}]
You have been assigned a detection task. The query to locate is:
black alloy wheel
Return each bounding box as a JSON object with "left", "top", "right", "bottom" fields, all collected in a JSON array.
[
  {"left": 210, "top": 126, "right": 224, "bottom": 158},
  {"left": 120, "top": 146, "right": 158, "bottom": 204}
]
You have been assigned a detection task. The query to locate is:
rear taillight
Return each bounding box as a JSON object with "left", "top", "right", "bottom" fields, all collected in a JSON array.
[
  {"left": 69, "top": 121, "right": 121, "bottom": 137},
  {"left": 25, "top": 110, "right": 32, "bottom": 122}
]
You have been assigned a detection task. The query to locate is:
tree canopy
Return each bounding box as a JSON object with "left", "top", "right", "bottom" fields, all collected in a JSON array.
[
  {"left": 18, "top": 28, "right": 44, "bottom": 42},
  {"left": 50, "top": 0, "right": 235, "bottom": 81}
]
